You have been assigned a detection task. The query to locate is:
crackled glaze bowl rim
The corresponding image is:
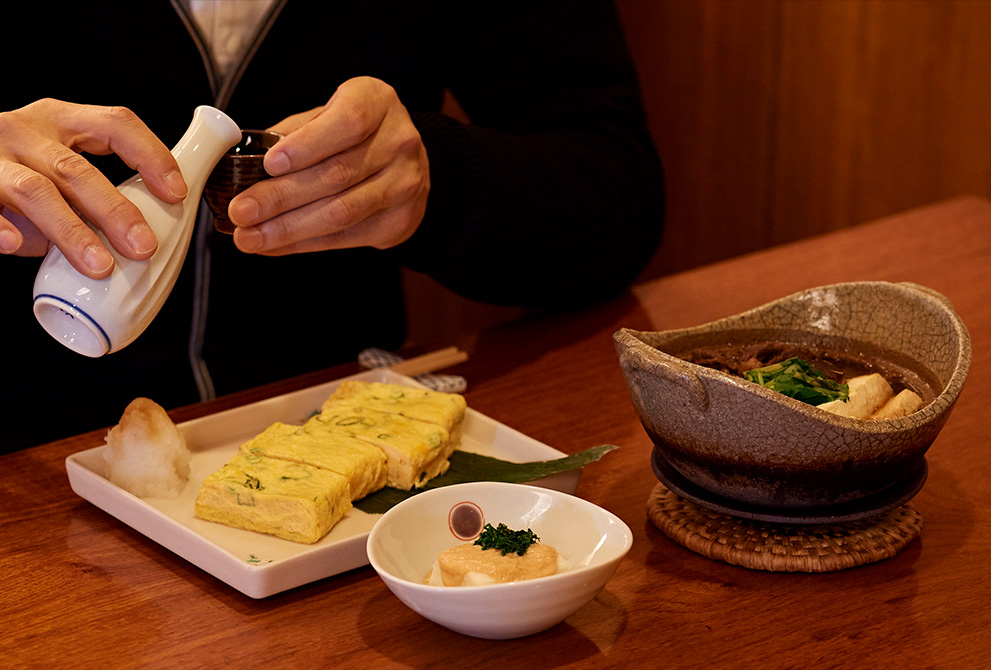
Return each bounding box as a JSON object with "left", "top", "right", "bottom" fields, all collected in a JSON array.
[{"left": 615, "top": 281, "right": 971, "bottom": 434}]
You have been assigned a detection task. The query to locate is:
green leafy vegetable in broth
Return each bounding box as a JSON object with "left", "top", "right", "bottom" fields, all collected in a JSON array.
[{"left": 744, "top": 357, "right": 849, "bottom": 406}]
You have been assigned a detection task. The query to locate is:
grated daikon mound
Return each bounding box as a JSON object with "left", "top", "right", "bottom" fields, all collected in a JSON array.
[{"left": 103, "top": 397, "right": 191, "bottom": 499}]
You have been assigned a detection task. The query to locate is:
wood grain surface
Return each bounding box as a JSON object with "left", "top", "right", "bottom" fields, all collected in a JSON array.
[
  {"left": 618, "top": 0, "right": 991, "bottom": 277},
  {"left": 2, "top": 197, "right": 988, "bottom": 669}
]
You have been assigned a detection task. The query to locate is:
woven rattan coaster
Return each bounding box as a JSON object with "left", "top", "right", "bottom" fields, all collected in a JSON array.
[{"left": 647, "top": 483, "right": 923, "bottom": 572}]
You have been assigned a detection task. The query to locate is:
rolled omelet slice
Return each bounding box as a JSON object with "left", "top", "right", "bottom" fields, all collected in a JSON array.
[
  {"left": 240, "top": 421, "right": 388, "bottom": 501},
  {"left": 194, "top": 450, "right": 351, "bottom": 544},
  {"left": 324, "top": 380, "right": 467, "bottom": 444},
  {"left": 310, "top": 405, "right": 455, "bottom": 490},
  {"left": 818, "top": 373, "right": 894, "bottom": 419},
  {"left": 871, "top": 389, "right": 924, "bottom": 420}
]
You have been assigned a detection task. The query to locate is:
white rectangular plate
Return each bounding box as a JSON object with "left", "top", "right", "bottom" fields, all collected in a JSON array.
[{"left": 66, "top": 369, "right": 580, "bottom": 598}]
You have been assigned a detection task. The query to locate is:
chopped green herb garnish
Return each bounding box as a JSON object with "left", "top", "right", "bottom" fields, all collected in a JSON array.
[
  {"left": 474, "top": 523, "right": 539, "bottom": 556},
  {"left": 744, "top": 357, "right": 849, "bottom": 406},
  {"left": 244, "top": 474, "right": 264, "bottom": 490}
]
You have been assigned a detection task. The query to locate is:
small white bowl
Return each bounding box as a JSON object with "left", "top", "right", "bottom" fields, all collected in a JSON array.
[{"left": 366, "top": 481, "right": 633, "bottom": 640}]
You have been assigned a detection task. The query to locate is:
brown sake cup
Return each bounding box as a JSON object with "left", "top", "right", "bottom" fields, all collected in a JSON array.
[{"left": 203, "top": 129, "right": 284, "bottom": 234}]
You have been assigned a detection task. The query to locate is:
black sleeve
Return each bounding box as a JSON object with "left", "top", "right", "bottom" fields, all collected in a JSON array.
[{"left": 392, "top": 1, "right": 665, "bottom": 308}]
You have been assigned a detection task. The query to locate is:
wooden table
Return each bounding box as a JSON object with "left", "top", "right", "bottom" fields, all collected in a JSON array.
[{"left": 3, "top": 197, "right": 988, "bottom": 669}]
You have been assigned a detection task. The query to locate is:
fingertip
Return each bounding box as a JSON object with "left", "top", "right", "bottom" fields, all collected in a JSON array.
[
  {"left": 228, "top": 195, "right": 260, "bottom": 226},
  {"left": 163, "top": 169, "right": 188, "bottom": 201},
  {"left": 233, "top": 226, "right": 264, "bottom": 253},
  {"left": 0, "top": 228, "right": 22, "bottom": 254},
  {"left": 264, "top": 150, "right": 290, "bottom": 176},
  {"left": 127, "top": 223, "right": 158, "bottom": 258},
  {"left": 83, "top": 244, "right": 115, "bottom": 277}
]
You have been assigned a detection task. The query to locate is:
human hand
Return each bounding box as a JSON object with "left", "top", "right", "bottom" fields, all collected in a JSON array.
[
  {"left": 227, "top": 76, "right": 430, "bottom": 255},
  {"left": 0, "top": 99, "right": 188, "bottom": 278}
]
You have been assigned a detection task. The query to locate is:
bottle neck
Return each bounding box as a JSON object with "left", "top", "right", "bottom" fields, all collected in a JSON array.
[{"left": 171, "top": 106, "right": 242, "bottom": 192}]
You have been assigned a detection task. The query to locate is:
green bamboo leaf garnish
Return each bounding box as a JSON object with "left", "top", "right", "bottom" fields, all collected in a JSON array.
[
  {"left": 744, "top": 357, "right": 849, "bottom": 406},
  {"left": 354, "top": 444, "right": 618, "bottom": 514}
]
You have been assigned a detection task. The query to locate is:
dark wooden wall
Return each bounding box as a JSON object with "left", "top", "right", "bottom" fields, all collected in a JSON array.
[
  {"left": 620, "top": 0, "right": 991, "bottom": 277},
  {"left": 403, "top": 0, "right": 991, "bottom": 347}
]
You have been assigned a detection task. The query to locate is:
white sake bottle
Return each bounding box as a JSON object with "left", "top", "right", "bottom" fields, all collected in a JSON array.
[{"left": 32, "top": 105, "right": 241, "bottom": 357}]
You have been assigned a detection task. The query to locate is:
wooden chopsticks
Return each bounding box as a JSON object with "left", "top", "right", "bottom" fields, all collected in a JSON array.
[{"left": 387, "top": 346, "right": 468, "bottom": 376}]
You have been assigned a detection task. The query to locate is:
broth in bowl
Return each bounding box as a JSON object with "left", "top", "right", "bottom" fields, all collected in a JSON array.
[{"left": 675, "top": 329, "right": 943, "bottom": 410}]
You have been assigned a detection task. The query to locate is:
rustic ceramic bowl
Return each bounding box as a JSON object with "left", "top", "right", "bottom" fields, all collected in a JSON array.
[{"left": 613, "top": 281, "right": 970, "bottom": 522}]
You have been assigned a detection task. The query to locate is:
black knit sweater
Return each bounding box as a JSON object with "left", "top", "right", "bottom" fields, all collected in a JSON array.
[{"left": 2, "top": 0, "right": 663, "bottom": 449}]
